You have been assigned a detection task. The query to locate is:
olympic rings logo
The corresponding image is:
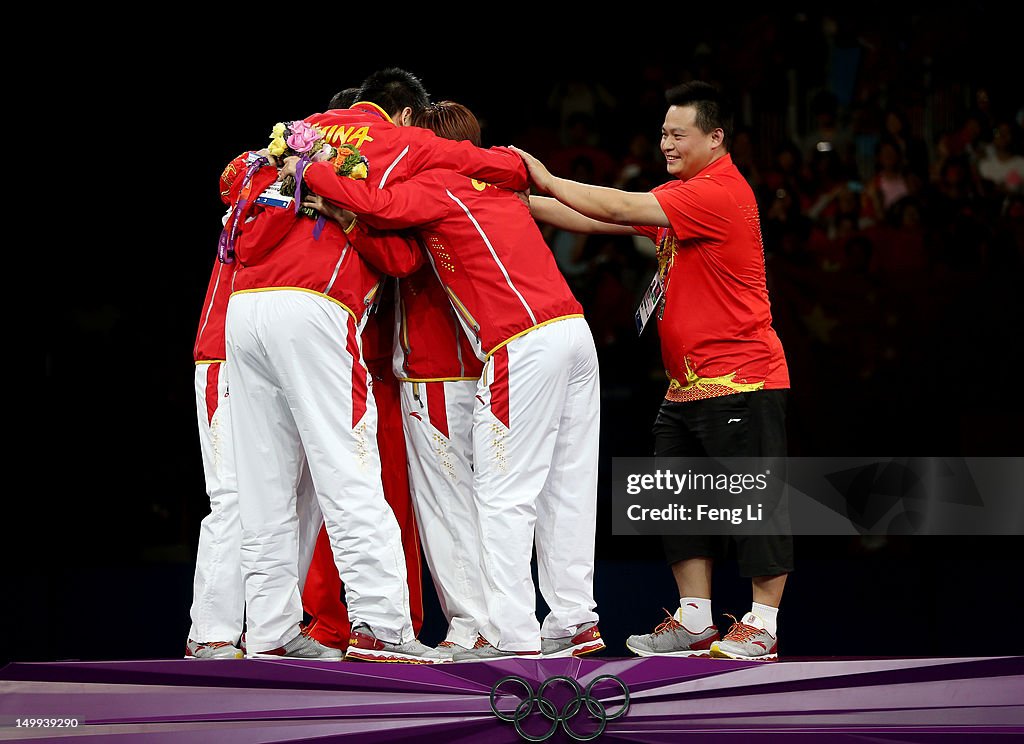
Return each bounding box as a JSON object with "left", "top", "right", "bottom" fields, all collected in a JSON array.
[{"left": 489, "top": 674, "right": 630, "bottom": 742}]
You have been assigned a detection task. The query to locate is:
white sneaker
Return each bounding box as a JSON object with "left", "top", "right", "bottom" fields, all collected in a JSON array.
[
  {"left": 184, "top": 639, "right": 243, "bottom": 660},
  {"left": 710, "top": 613, "right": 779, "bottom": 662},
  {"left": 432, "top": 639, "right": 471, "bottom": 661},
  {"left": 345, "top": 624, "right": 451, "bottom": 664},
  {"left": 541, "top": 621, "right": 606, "bottom": 658},
  {"left": 246, "top": 628, "right": 344, "bottom": 660},
  {"left": 452, "top": 636, "right": 541, "bottom": 662}
]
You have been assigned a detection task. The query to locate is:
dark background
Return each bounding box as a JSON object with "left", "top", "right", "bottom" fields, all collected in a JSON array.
[{"left": 18, "top": 11, "right": 1022, "bottom": 666}]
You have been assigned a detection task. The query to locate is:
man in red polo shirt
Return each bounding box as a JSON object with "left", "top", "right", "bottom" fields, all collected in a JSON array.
[{"left": 515, "top": 81, "right": 792, "bottom": 662}]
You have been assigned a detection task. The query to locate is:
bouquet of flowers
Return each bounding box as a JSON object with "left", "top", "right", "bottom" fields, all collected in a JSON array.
[
  {"left": 266, "top": 121, "right": 369, "bottom": 218},
  {"left": 330, "top": 144, "right": 369, "bottom": 181}
]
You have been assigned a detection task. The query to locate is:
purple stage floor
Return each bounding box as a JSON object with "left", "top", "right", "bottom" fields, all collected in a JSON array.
[{"left": 1, "top": 655, "right": 1022, "bottom": 742}]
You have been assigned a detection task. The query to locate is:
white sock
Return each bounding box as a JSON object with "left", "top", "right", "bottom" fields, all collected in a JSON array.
[
  {"left": 749, "top": 602, "right": 779, "bottom": 636},
  {"left": 675, "top": 597, "right": 713, "bottom": 631}
]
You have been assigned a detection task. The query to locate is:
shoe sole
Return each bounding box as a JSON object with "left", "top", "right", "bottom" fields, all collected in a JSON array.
[
  {"left": 451, "top": 653, "right": 543, "bottom": 663},
  {"left": 540, "top": 641, "right": 606, "bottom": 658},
  {"left": 184, "top": 654, "right": 244, "bottom": 660},
  {"left": 245, "top": 652, "right": 343, "bottom": 660},
  {"left": 344, "top": 650, "right": 446, "bottom": 664},
  {"left": 710, "top": 645, "right": 778, "bottom": 662},
  {"left": 625, "top": 642, "right": 713, "bottom": 658}
]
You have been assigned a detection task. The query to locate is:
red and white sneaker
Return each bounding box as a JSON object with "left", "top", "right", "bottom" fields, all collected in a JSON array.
[
  {"left": 184, "top": 639, "right": 243, "bottom": 660},
  {"left": 710, "top": 613, "right": 779, "bottom": 662},
  {"left": 541, "top": 622, "right": 606, "bottom": 658},
  {"left": 432, "top": 639, "right": 472, "bottom": 661},
  {"left": 345, "top": 624, "right": 449, "bottom": 663},
  {"left": 246, "top": 625, "right": 344, "bottom": 660},
  {"left": 451, "top": 635, "right": 542, "bottom": 662},
  {"left": 625, "top": 609, "right": 719, "bottom": 658}
]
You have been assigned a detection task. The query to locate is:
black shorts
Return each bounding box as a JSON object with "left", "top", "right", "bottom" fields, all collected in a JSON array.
[{"left": 654, "top": 389, "right": 794, "bottom": 578}]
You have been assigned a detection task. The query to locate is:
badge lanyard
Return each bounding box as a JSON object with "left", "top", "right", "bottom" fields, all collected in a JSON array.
[{"left": 634, "top": 271, "right": 665, "bottom": 335}]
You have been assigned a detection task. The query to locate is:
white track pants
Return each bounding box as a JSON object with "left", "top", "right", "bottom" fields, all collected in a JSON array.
[
  {"left": 401, "top": 379, "right": 485, "bottom": 648},
  {"left": 188, "top": 362, "right": 323, "bottom": 644},
  {"left": 474, "top": 317, "right": 600, "bottom": 651},
  {"left": 188, "top": 361, "right": 244, "bottom": 644},
  {"left": 226, "top": 290, "right": 412, "bottom": 652}
]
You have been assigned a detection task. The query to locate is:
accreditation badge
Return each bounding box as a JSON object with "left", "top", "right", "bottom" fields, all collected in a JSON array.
[
  {"left": 254, "top": 180, "right": 294, "bottom": 209},
  {"left": 634, "top": 271, "right": 664, "bottom": 335}
]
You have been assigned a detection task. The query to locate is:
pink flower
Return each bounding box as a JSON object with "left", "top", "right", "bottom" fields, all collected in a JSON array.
[
  {"left": 312, "top": 144, "right": 335, "bottom": 163},
  {"left": 286, "top": 121, "right": 321, "bottom": 153}
]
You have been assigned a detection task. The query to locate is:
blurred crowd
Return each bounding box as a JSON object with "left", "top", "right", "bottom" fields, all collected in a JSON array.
[{"left": 494, "top": 13, "right": 1022, "bottom": 460}]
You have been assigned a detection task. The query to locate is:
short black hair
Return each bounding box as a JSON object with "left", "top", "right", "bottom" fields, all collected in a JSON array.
[
  {"left": 329, "top": 87, "right": 359, "bottom": 110},
  {"left": 355, "top": 68, "right": 430, "bottom": 119},
  {"left": 665, "top": 81, "right": 733, "bottom": 144}
]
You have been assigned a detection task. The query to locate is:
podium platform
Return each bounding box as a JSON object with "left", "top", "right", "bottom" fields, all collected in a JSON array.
[{"left": 2, "top": 655, "right": 1022, "bottom": 742}]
